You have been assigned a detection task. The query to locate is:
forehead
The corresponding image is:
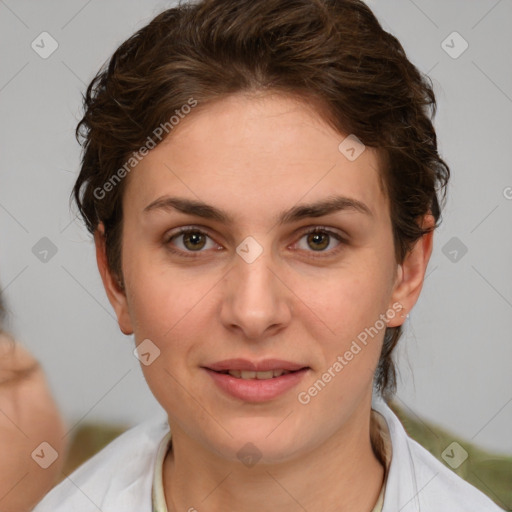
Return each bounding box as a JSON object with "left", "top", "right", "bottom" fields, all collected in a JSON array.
[{"left": 123, "top": 93, "right": 388, "bottom": 224}]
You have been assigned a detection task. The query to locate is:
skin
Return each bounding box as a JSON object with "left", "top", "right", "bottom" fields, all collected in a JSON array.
[
  {"left": 96, "top": 91, "right": 433, "bottom": 512},
  {"left": 0, "top": 335, "right": 67, "bottom": 512}
]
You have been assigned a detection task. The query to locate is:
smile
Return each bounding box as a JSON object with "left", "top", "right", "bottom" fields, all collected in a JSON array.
[
  {"left": 216, "top": 369, "right": 293, "bottom": 379},
  {"left": 203, "top": 358, "right": 310, "bottom": 401}
]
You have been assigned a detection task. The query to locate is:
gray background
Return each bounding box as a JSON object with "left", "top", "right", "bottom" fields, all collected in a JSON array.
[{"left": 0, "top": 0, "right": 511, "bottom": 458}]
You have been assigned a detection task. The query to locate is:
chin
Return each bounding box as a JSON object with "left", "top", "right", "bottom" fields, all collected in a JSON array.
[{"left": 201, "top": 419, "right": 309, "bottom": 465}]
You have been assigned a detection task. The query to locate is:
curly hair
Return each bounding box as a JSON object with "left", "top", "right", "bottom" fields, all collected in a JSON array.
[{"left": 72, "top": 0, "right": 450, "bottom": 401}]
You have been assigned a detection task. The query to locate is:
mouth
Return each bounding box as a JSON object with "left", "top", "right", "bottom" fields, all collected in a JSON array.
[
  {"left": 212, "top": 368, "right": 302, "bottom": 380},
  {"left": 203, "top": 358, "right": 309, "bottom": 376},
  {"left": 202, "top": 359, "right": 310, "bottom": 402}
]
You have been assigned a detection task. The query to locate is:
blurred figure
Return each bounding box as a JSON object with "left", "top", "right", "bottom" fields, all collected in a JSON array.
[{"left": 0, "top": 295, "right": 67, "bottom": 512}]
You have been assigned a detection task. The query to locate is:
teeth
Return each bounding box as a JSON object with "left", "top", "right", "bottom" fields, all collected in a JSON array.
[
  {"left": 226, "top": 369, "right": 292, "bottom": 379},
  {"left": 255, "top": 371, "right": 273, "bottom": 379}
]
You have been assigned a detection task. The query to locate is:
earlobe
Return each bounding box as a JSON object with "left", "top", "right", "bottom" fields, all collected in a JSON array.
[
  {"left": 386, "top": 215, "right": 435, "bottom": 328},
  {"left": 94, "top": 224, "right": 134, "bottom": 335}
]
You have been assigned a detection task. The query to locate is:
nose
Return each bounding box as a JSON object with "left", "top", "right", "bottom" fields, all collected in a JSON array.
[{"left": 219, "top": 244, "right": 292, "bottom": 342}]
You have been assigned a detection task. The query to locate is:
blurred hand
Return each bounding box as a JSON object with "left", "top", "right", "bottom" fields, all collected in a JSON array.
[{"left": 0, "top": 334, "right": 68, "bottom": 512}]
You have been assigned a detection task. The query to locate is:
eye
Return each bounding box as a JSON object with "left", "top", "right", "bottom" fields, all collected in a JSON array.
[
  {"left": 164, "top": 225, "right": 346, "bottom": 258},
  {"left": 294, "top": 226, "right": 346, "bottom": 256},
  {"left": 164, "top": 227, "right": 219, "bottom": 257}
]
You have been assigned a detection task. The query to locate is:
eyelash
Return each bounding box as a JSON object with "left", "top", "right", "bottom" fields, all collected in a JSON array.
[{"left": 163, "top": 225, "right": 347, "bottom": 259}]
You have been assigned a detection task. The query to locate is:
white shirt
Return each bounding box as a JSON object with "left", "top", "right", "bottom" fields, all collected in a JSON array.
[{"left": 32, "top": 395, "right": 505, "bottom": 512}]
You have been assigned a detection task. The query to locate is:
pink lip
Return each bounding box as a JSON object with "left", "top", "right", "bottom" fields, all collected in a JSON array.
[
  {"left": 202, "top": 359, "right": 310, "bottom": 402},
  {"left": 204, "top": 358, "right": 308, "bottom": 372}
]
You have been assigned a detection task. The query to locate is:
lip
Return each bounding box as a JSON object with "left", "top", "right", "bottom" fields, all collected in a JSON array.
[
  {"left": 204, "top": 358, "right": 308, "bottom": 372},
  {"left": 202, "top": 359, "right": 310, "bottom": 402}
]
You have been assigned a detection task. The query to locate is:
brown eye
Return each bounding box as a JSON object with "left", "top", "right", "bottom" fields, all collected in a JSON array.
[
  {"left": 165, "top": 227, "right": 217, "bottom": 256},
  {"left": 306, "top": 231, "right": 330, "bottom": 251},
  {"left": 181, "top": 231, "right": 207, "bottom": 251},
  {"left": 295, "top": 227, "right": 346, "bottom": 257}
]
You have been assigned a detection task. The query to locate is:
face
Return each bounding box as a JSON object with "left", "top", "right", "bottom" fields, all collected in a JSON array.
[{"left": 97, "top": 92, "right": 432, "bottom": 464}]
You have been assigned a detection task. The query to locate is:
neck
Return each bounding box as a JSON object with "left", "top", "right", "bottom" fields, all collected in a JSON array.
[{"left": 163, "top": 397, "right": 385, "bottom": 512}]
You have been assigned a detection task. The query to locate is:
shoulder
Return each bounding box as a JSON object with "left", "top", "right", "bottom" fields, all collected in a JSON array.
[
  {"left": 32, "top": 413, "right": 170, "bottom": 512},
  {"left": 372, "top": 398, "right": 505, "bottom": 512}
]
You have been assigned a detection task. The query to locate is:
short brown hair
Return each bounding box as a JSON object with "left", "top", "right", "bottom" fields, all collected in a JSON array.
[{"left": 73, "top": 0, "right": 450, "bottom": 401}]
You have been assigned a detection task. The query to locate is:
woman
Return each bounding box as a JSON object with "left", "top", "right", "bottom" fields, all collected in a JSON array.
[{"left": 33, "top": 0, "right": 505, "bottom": 510}]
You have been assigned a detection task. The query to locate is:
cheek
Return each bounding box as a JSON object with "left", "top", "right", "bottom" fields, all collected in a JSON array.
[
  {"left": 310, "top": 261, "right": 392, "bottom": 339},
  {"left": 126, "top": 273, "right": 179, "bottom": 342},
  {"left": 124, "top": 251, "right": 215, "bottom": 345},
  {"left": 300, "top": 262, "right": 393, "bottom": 396},
  {"left": 306, "top": 271, "right": 389, "bottom": 389}
]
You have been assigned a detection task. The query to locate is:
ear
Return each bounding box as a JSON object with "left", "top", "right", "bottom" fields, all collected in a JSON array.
[
  {"left": 94, "top": 223, "right": 134, "bottom": 335},
  {"left": 386, "top": 214, "right": 435, "bottom": 327}
]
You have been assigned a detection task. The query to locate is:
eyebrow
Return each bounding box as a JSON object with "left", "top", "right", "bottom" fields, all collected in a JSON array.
[{"left": 143, "top": 194, "right": 373, "bottom": 225}]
